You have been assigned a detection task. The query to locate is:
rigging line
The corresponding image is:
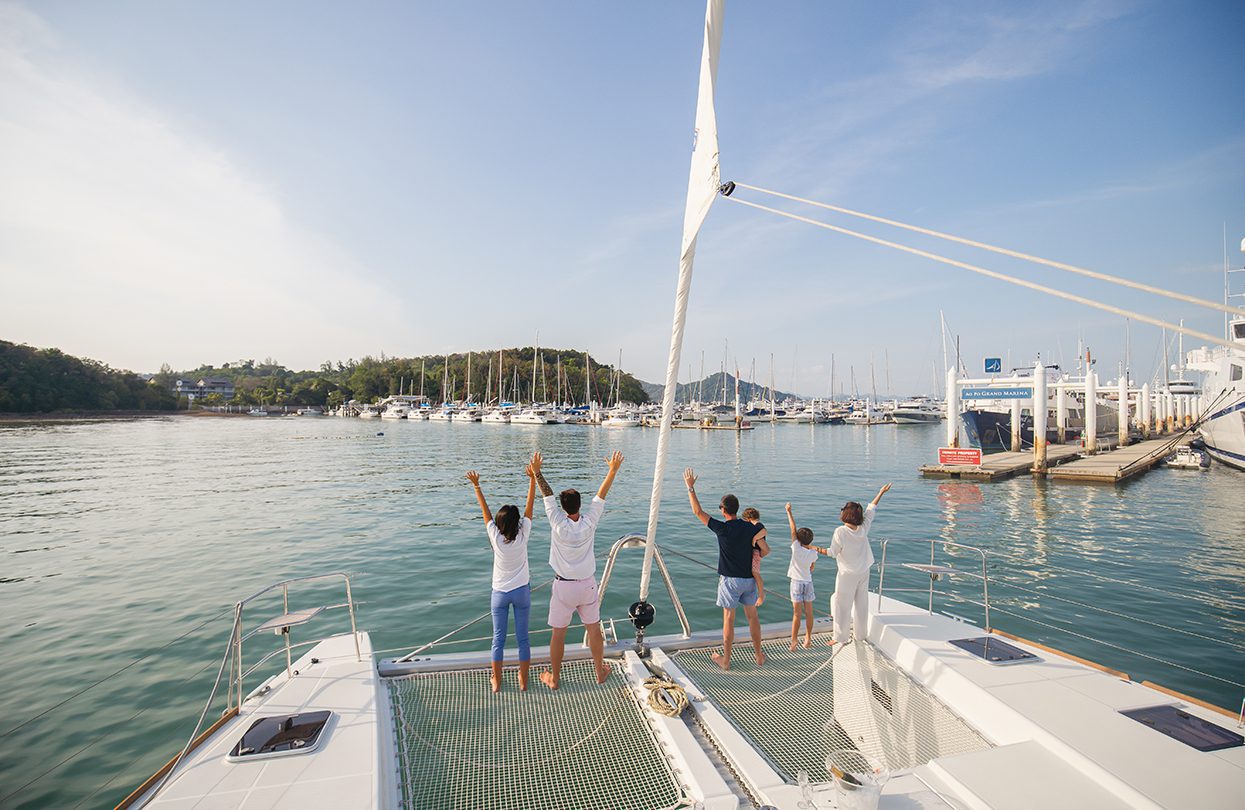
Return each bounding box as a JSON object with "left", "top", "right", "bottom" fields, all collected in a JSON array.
[
  {"left": 984, "top": 603, "right": 1245, "bottom": 689},
  {"left": 984, "top": 578, "right": 1245, "bottom": 653},
  {"left": 396, "top": 577, "right": 555, "bottom": 661},
  {"left": 0, "top": 605, "right": 233, "bottom": 740},
  {"left": 723, "top": 195, "right": 1241, "bottom": 353},
  {"left": 70, "top": 655, "right": 226, "bottom": 809},
  {"left": 734, "top": 182, "right": 1245, "bottom": 319}
]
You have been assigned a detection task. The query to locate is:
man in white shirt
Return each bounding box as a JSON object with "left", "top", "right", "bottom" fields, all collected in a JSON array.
[{"left": 530, "top": 450, "right": 624, "bottom": 690}]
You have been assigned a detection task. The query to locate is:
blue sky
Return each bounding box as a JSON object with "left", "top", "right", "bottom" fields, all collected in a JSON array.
[{"left": 1, "top": 0, "right": 1242, "bottom": 394}]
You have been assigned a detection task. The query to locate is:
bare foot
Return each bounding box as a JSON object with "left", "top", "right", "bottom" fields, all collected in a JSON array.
[
  {"left": 596, "top": 664, "right": 611, "bottom": 684},
  {"left": 826, "top": 638, "right": 838, "bottom": 647},
  {"left": 802, "top": 639, "right": 812, "bottom": 649},
  {"left": 711, "top": 652, "right": 730, "bottom": 670},
  {"left": 789, "top": 640, "right": 798, "bottom": 652},
  {"left": 539, "top": 671, "right": 559, "bottom": 690},
  {"left": 490, "top": 676, "right": 501, "bottom": 693},
  {"left": 755, "top": 650, "right": 767, "bottom": 666}
]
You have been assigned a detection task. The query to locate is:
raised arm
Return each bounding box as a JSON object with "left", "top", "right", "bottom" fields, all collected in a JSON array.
[
  {"left": 871, "top": 482, "right": 892, "bottom": 507},
  {"left": 465, "top": 470, "right": 492, "bottom": 523},
  {"left": 784, "top": 502, "right": 798, "bottom": 540},
  {"left": 684, "top": 468, "right": 710, "bottom": 526},
  {"left": 523, "top": 464, "right": 536, "bottom": 519},
  {"left": 530, "top": 451, "right": 553, "bottom": 498},
  {"left": 597, "top": 451, "right": 624, "bottom": 500}
]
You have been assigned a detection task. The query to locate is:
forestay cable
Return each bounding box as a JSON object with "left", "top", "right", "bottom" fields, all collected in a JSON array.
[
  {"left": 734, "top": 182, "right": 1245, "bottom": 319},
  {"left": 723, "top": 194, "right": 1240, "bottom": 353}
]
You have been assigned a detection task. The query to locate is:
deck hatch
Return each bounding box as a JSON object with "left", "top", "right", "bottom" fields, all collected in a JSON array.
[
  {"left": 228, "top": 710, "right": 331, "bottom": 761},
  {"left": 1120, "top": 705, "right": 1244, "bottom": 752},
  {"left": 950, "top": 636, "right": 1040, "bottom": 664}
]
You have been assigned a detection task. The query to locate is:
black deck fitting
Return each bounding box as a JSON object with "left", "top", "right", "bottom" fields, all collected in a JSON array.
[{"left": 719, "top": 181, "right": 736, "bottom": 197}]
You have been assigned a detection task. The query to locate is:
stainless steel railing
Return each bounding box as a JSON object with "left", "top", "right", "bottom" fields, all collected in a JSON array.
[
  {"left": 144, "top": 572, "right": 360, "bottom": 804},
  {"left": 877, "top": 538, "right": 990, "bottom": 631},
  {"left": 598, "top": 534, "right": 692, "bottom": 639}
]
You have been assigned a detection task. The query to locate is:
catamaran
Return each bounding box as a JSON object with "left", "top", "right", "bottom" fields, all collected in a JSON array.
[{"left": 108, "top": 3, "right": 1244, "bottom": 809}]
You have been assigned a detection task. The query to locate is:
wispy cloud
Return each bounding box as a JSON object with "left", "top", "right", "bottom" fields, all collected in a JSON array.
[
  {"left": 0, "top": 4, "right": 404, "bottom": 371},
  {"left": 737, "top": 1, "right": 1135, "bottom": 202}
]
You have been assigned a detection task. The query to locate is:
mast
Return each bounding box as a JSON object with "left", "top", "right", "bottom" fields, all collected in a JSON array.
[
  {"left": 638, "top": 0, "right": 725, "bottom": 610},
  {"left": 466, "top": 352, "right": 472, "bottom": 404},
  {"left": 498, "top": 349, "right": 504, "bottom": 403},
  {"left": 486, "top": 356, "right": 492, "bottom": 404},
  {"left": 420, "top": 358, "right": 425, "bottom": 399},
  {"left": 441, "top": 358, "right": 449, "bottom": 405},
  {"left": 940, "top": 310, "right": 949, "bottom": 376},
  {"left": 531, "top": 333, "right": 539, "bottom": 406},
  {"left": 585, "top": 350, "right": 592, "bottom": 415},
  {"left": 769, "top": 353, "right": 775, "bottom": 421},
  {"left": 830, "top": 353, "right": 836, "bottom": 402}
]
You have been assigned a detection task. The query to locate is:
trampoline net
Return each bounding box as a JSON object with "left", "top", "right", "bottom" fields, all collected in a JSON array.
[
  {"left": 672, "top": 634, "right": 990, "bottom": 782},
  {"left": 388, "top": 659, "right": 683, "bottom": 810}
]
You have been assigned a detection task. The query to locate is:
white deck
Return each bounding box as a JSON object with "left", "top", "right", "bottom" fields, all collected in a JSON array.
[
  {"left": 871, "top": 595, "right": 1244, "bottom": 809},
  {"left": 137, "top": 633, "right": 392, "bottom": 810},
  {"left": 130, "top": 595, "right": 1245, "bottom": 810}
]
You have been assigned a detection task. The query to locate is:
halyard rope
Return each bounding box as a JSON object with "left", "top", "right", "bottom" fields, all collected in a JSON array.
[
  {"left": 643, "top": 676, "right": 690, "bottom": 717},
  {"left": 722, "top": 193, "right": 1241, "bottom": 353},
  {"left": 733, "top": 182, "right": 1245, "bottom": 319}
]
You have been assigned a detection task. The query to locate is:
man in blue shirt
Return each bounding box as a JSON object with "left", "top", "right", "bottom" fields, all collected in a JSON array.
[{"left": 684, "top": 467, "right": 769, "bottom": 670}]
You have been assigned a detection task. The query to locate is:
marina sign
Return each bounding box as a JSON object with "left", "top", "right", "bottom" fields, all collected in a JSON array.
[
  {"left": 984, "top": 357, "right": 1002, "bottom": 373},
  {"left": 939, "top": 447, "right": 983, "bottom": 465},
  {"left": 962, "top": 386, "right": 1032, "bottom": 400}
]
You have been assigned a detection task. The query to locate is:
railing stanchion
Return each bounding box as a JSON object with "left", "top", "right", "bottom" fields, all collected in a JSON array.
[
  {"left": 877, "top": 539, "right": 888, "bottom": 613},
  {"left": 345, "top": 574, "right": 361, "bottom": 662}
]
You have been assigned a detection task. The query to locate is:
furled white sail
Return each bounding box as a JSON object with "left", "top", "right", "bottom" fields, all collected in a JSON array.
[{"left": 639, "top": 0, "right": 725, "bottom": 603}]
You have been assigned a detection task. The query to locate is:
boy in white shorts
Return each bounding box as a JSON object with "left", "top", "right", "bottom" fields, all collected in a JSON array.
[{"left": 784, "top": 502, "right": 831, "bottom": 650}]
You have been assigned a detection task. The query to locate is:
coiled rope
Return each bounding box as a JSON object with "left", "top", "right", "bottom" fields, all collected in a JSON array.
[{"left": 643, "top": 676, "right": 689, "bottom": 717}]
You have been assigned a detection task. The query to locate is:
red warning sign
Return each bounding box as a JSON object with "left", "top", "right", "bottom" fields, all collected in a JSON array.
[{"left": 938, "top": 447, "right": 982, "bottom": 466}]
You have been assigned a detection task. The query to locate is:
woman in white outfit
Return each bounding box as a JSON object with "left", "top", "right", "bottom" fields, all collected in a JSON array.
[{"left": 829, "top": 483, "right": 891, "bottom": 646}]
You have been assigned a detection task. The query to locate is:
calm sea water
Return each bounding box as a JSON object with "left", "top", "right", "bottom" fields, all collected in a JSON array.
[{"left": 1, "top": 415, "right": 1242, "bottom": 807}]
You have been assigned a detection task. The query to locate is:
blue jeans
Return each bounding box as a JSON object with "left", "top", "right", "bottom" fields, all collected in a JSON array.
[{"left": 490, "top": 584, "right": 531, "bottom": 663}]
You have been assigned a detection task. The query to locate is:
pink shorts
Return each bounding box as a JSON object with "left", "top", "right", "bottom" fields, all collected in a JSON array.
[{"left": 548, "top": 577, "right": 601, "bottom": 628}]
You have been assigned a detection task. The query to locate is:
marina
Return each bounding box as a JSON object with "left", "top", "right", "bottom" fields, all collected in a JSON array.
[{"left": 2, "top": 0, "right": 1243, "bottom": 808}]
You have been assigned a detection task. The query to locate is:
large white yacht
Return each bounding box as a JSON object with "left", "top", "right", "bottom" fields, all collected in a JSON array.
[
  {"left": 891, "top": 397, "right": 944, "bottom": 424},
  {"left": 603, "top": 406, "right": 642, "bottom": 427},
  {"left": 1186, "top": 315, "right": 1245, "bottom": 470}
]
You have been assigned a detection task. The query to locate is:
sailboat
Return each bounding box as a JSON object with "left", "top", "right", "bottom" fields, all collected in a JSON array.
[{"left": 107, "top": 4, "right": 1245, "bottom": 810}]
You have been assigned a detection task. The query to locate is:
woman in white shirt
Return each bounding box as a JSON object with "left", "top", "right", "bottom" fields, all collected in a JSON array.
[
  {"left": 829, "top": 483, "right": 891, "bottom": 646},
  {"left": 466, "top": 465, "right": 536, "bottom": 692}
]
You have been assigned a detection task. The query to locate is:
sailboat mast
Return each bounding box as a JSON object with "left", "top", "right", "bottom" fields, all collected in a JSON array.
[
  {"left": 420, "top": 358, "right": 425, "bottom": 399},
  {"left": 769, "top": 353, "right": 775, "bottom": 421},
  {"left": 466, "top": 352, "right": 472, "bottom": 404},
  {"left": 831, "top": 354, "right": 836, "bottom": 402}
]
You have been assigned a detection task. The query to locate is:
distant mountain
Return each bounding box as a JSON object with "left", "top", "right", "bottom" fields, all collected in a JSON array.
[{"left": 639, "top": 372, "right": 799, "bottom": 404}]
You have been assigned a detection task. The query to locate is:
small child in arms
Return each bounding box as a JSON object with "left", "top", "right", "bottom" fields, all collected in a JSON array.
[
  {"left": 784, "top": 502, "right": 831, "bottom": 650},
  {"left": 741, "top": 507, "right": 768, "bottom": 606}
]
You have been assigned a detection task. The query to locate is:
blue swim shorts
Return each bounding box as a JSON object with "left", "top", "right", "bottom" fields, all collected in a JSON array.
[
  {"left": 717, "top": 575, "right": 758, "bottom": 609},
  {"left": 790, "top": 579, "right": 815, "bottom": 603}
]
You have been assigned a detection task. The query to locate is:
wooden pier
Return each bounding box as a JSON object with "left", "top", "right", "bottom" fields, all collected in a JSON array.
[
  {"left": 919, "top": 445, "right": 1082, "bottom": 481},
  {"left": 1048, "top": 435, "right": 1189, "bottom": 483},
  {"left": 920, "top": 435, "right": 1189, "bottom": 483}
]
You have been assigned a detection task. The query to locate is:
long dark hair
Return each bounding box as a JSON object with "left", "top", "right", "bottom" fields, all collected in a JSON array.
[{"left": 495, "top": 504, "right": 521, "bottom": 543}]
